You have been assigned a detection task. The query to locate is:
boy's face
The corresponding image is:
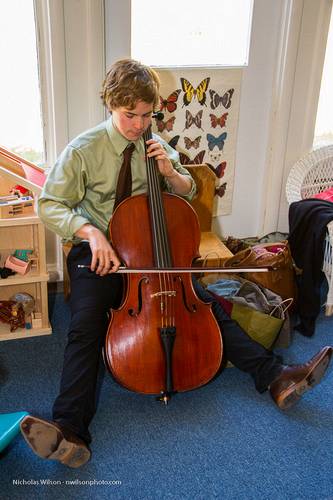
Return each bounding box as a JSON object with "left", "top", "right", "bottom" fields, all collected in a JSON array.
[{"left": 112, "top": 100, "right": 154, "bottom": 141}]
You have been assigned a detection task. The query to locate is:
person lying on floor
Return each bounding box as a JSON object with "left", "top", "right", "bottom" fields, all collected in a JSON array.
[{"left": 20, "top": 58, "right": 333, "bottom": 469}]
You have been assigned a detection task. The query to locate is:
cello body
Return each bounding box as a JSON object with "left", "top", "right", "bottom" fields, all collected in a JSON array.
[{"left": 104, "top": 193, "right": 223, "bottom": 395}]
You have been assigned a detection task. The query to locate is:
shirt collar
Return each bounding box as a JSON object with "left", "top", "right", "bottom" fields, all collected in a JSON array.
[{"left": 106, "top": 117, "right": 143, "bottom": 156}]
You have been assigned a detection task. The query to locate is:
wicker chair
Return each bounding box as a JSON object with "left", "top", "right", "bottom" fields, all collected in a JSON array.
[{"left": 286, "top": 144, "right": 333, "bottom": 315}]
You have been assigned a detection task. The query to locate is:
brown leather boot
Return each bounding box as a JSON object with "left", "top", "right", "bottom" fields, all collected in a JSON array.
[
  {"left": 20, "top": 415, "right": 91, "bottom": 468},
  {"left": 269, "top": 346, "right": 332, "bottom": 409}
]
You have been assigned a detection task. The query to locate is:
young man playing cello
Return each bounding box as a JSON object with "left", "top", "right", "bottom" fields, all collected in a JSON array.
[{"left": 20, "top": 59, "right": 332, "bottom": 468}]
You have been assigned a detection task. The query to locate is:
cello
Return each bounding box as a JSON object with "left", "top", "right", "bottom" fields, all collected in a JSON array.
[{"left": 104, "top": 119, "right": 223, "bottom": 402}]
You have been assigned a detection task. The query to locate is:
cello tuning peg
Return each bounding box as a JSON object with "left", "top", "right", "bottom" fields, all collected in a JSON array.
[{"left": 153, "top": 112, "right": 164, "bottom": 121}]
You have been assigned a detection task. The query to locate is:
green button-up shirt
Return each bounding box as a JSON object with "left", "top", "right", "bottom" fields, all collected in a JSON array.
[{"left": 38, "top": 118, "right": 196, "bottom": 243}]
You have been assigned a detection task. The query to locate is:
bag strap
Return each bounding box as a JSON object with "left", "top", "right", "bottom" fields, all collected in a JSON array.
[
  {"left": 201, "top": 252, "right": 223, "bottom": 269},
  {"left": 270, "top": 298, "right": 293, "bottom": 317}
]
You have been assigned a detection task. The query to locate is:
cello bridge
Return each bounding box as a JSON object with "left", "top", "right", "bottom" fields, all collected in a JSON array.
[{"left": 150, "top": 290, "right": 176, "bottom": 298}]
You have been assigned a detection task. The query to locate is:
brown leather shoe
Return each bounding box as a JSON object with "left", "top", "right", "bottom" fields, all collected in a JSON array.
[
  {"left": 20, "top": 416, "right": 91, "bottom": 468},
  {"left": 270, "top": 346, "right": 332, "bottom": 409}
]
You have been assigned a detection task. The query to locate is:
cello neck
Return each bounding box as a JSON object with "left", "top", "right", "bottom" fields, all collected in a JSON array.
[{"left": 143, "top": 126, "right": 172, "bottom": 268}]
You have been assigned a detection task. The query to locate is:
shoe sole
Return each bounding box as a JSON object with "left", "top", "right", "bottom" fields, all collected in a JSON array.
[
  {"left": 20, "top": 416, "right": 91, "bottom": 468},
  {"left": 277, "top": 348, "right": 332, "bottom": 410}
]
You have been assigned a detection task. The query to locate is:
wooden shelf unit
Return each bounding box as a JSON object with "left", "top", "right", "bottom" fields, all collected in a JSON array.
[{"left": 0, "top": 215, "right": 51, "bottom": 341}]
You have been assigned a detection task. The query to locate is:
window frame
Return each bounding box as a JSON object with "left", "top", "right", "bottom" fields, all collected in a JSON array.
[
  {"left": 274, "top": 0, "right": 332, "bottom": 232},
  {"left": 33, "top": 0, "right": 105, "bottom": 280},
  {"left": 34, "top": 0, "right": 69, "bottom": 168}
]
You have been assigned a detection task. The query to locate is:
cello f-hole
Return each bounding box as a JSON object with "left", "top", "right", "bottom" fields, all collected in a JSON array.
[
  {"left": 128, "top": 276, "right": 149, "bottom": 316},
  {"left": 175, "top": 276, "right": 197, "bottom": 313}
]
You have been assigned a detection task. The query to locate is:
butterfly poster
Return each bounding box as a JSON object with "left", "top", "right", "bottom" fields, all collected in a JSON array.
[{"left": 152, "top": 68, "right": 242, "bottom": 216}]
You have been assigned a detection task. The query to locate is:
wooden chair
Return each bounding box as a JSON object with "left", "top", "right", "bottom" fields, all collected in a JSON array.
[
  {"left": 63, "top": 164, "right": 232, "bottom": 298},
  {"left": 185, "top": 164, "right": 232, "bottom": 267}
]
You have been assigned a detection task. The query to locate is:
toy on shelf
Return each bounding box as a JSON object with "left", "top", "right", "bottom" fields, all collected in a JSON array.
[
  {"left": 10, "top": 293, "right": 35, "bottom": 330},
  {"left": 0, "top": 195, "right": 34, "bottom": 218},
  {"left": 13, "top": 249, "right": 33, "bottom": 262},
  {"left": 0, "top": 267, "right": 15, "bottom": 279},
  {"left": 0, "top": 146, "right": 46, "bottom": 194},
  {"left": 10, "top": 184, "right": 32, "bottom": 198},
  {"left": 9, "top": 292, "right": 35, "bottom": 314},
  {"left": 4, "top": 255, "right": 31, "bottom": 275},
  {"left": 3, "top": 249, "right": 38, "bottom": 276},
  {"left": 0, "top": 146, "right": 47, "bottom": 219},
  {"left": 0, "top": 301, "right": 25, "bottom": 332},
  {"left": 31, "top": 312, "right": 42, "bottom": 329}
]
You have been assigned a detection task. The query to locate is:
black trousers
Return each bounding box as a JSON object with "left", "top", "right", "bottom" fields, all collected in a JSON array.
[{"left": 53, "top": 243, "right": 284, "bottom": 444}]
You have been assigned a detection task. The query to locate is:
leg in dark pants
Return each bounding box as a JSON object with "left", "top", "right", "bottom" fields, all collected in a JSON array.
[
  {"left": 192, "top": 278, "right": 284, "bottom": 393},
  {"left": 52, "top": 243, "right": 123, "bottom": 444}
]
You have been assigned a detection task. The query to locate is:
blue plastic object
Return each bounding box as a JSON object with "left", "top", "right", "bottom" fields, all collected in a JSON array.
[{"left": 0, "top": 411, "right": 29, "bottom": 452}]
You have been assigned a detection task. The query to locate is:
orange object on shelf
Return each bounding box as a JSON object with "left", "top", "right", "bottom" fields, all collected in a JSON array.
[
  {"left": 0, "top": 146, "right": 47, "bottom": 194},
  {"left": 5, "top": 255, "right": 31, "bottom": 275}
]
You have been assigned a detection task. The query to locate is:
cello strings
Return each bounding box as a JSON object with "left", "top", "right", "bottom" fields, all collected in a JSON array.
[
  {"left": 153, "top": 161, "right": 174, "bottom": 327},
  {"left": 150, "top": 158, "right": 172, "bottom": 326},
  {"left": 144, "top": 127, "right": 175, "bottom": 328},
  {"left": 144, "top": 129, "right": 168, "bottom": 325},
  {"left": 145, "top": 130, "right": 166, "bottom": 266}
]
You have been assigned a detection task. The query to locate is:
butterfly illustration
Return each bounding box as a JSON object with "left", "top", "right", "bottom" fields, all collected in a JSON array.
[
  {"left": 183, "top": 110, "right": 203, "bottom": 130},
  {"left": 184, "top": 136, "right": 201, "bottom": 150},
  {"left": 206, "top": 132, "right": 227, "bottom": 151},
  {"left": 207, "top": 161, "right": 227, "bottom": 179},
  {"left": 215, "top": 182, "right": 227, "bottom": 198},
  {"left": 180, "top": 77, "right": 210, "bottom": 106},
  {"left": 209, "top": 113, "right": 228, "bottom": 128},
  {"left": 168, "top": 135, "right": 180, "bottom": 150},
  {"left": 159, "top": 89, "right": 181, "bottom": 113},
  {"left": 179, "top": 150, "right": 205, "bottom": 165},
  {"left": 209, "top": 89, "right": 234, "bottom": 110},
  {"left": 155, "top": 116, "right": 175, "bottom": 133}
]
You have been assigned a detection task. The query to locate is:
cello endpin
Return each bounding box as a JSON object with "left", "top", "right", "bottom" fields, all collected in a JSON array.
[{"left": 156, "top": 391, "right": 171, "bottom": 405}]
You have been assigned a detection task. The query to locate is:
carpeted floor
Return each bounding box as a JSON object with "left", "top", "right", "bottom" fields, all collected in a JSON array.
[{"left": 0, "top": 289, "right": 332, "bottom": 500}]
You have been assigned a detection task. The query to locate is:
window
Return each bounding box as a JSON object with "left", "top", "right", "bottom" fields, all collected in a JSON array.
[
  {"left": 314, "top": 6, "right": 333, "bottom": 147},
  {"left": 0, "top": 0, "right": 44, "bottom": 165},
  {"left": 131, "top": 0, "right": 253, "bottom": 67}
]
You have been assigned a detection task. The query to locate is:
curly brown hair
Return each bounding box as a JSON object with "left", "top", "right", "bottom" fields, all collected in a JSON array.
[{"left": 100, "top": 59, "right": 160, "bottom": 111}]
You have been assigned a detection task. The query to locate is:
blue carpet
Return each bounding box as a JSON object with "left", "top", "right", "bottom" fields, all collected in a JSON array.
[{"left": 0, "top": 291, "right": 332, "bottom": 500}]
